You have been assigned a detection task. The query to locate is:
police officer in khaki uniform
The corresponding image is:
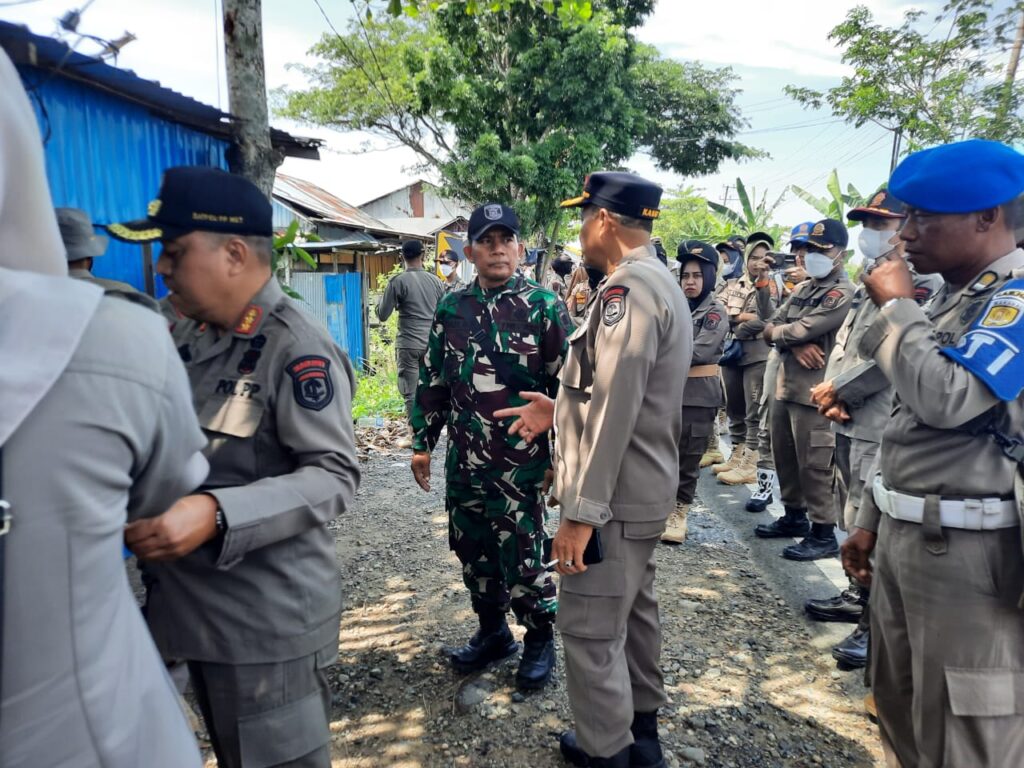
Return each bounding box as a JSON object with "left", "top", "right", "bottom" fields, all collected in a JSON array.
[
  {"left": 754, "top": 219, "right": 853, "bottom": 560},
  {"left": 714, "top": 234, "right": 778, "bottom": 486},
  {"left": 663, "top": 240, "right": 727, "bottom": 544},
  {"left": 110, "top": 167, "right": 361, "bottom": 768},
  {"left": 842, "top": 139, "right": 1024, "bottom": 767},
  {"left": 56, "top": 207, "right": 160, "bottom": 311},
  {"left": 805, "top": 190, "right": 941, "bottom": 669},
  {"left": 497, "top": 172, "right": 690, "bottom": 768}
]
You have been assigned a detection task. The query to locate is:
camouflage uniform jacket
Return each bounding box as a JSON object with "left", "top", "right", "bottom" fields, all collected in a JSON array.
[{"left": 411, "top": 275, "right": 571, "bottom": 486}]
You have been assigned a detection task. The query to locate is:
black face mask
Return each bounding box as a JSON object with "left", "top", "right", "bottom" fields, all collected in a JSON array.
[{"left": 585, "top": 265, "right": 605, "bottom": 290}]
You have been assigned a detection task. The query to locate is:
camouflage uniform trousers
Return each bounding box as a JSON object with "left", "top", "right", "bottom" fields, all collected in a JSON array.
[{"left": 446, "top": 478, "right": 557, "bottom": 630}]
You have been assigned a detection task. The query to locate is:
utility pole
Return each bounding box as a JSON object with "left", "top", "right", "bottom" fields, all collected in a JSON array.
[
  {"left": 889, "top": 127, "right": 903, "bottom": 173},
  {"left": 222, "top": 0, "right": 282, "bottom": 199},
  {"left": 721, "top": 185, "right": 732, "bottom": 206}
]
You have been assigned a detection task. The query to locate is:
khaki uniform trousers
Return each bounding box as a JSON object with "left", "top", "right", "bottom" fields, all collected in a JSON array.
[
  {"left": 678, "top": 406, "right": 716, "bottom": 503},
  {"left": 741, "top": 361, "right": 767, "bottom": 459},
  {"left": 871, "top": 515, "right": 1024, "bottom": 768},
  {"left": 187, "top": 643, "right": 336, "bottom": 768},
  {"left": 721, "top": 365, "right": 747, "bottom": 447},
  {"left": 770, "top": 399, "right": 836, "bottom": 523},
  {"left": 396, "top": 347, "right": 425, "bottom": 418},
  {"left": 558, "top": 520, "right": 669, "bottom": 758},
  {"left": 756, "top": 353, "right": 780, "bottom": 470},
  {"left": 833, "top": 434, "right": 879, "bottom": 532}
]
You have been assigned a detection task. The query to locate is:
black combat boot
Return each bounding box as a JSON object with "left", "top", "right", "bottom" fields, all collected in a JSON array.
[
  {"left": 630, "top": 711, "right": 667, "bottom": 768},
  {"left": 754, "top": 506, "right": 810, "bottom": 539},
  {"left": 832, "top": 626, "right": 869, "bottom": 669},
  {"left": 559, "top": 731, "right": 631, "bottom": 768},
  {"left": 449, "top": 606, "right": 519, "bottom": 674},
  {"left": 805, "top": 584, "right": 867, "bottom": 623},
  {"left": 782, "top": 522, "right": 839, "bottom": 561},
  {"left": 516, "top": 625, "right": 556, "bottom": 690}
]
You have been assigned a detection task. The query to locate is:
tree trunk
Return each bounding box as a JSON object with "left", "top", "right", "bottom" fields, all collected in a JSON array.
[
  {"left": 995, "top": 8, "right": 1024, "bottom": 139},
  {"left": 222, "top": 0, "right": 282, "bottom": 199},
  {"left": 537, "top": 215, "right": 561, "bottom": 284}
]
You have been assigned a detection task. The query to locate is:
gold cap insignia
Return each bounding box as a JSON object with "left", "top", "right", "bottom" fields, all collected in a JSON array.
[{"left": 147, "top": 199, "right": 162, "bottom": 217}]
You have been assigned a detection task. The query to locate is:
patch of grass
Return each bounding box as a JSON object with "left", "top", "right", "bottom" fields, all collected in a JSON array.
[{"left": 352, "top": 303, "right": 406, "bottom": 421}]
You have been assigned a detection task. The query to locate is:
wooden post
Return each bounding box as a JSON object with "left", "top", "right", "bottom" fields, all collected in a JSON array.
[{"left": 141, "top": 242, "right": 155, "bottom": 296}]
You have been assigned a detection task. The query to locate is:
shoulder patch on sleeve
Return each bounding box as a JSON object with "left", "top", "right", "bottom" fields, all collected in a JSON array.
[
  {"left": 821, "top": 289, "right": 844, "bottom": 310},
  {"left": 941, "top": 278, "right": 1024, "bottom": 401},
  {"left": 602, "top": 285, "right": 630, "bottom": 327},
  {"left": 913, "top": 285, "right": 934, "bottom": 305},
  {"left": 704, "top": 311, "right": 721, "bottom": 330},
  {"left": 286, "top": 355, "right": 335, "bottom": 411}
]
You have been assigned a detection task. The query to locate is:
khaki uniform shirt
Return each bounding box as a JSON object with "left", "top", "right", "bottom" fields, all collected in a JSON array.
[
  {"left": 726, "top": 273, "right": 776, "bottom": 365},
  {"left": 565, "top": 267, "right": 593, "bottom": 327},
  {"left": 68, "top": 267, "right": 160, "bottom": 312},
  {"left": 767, "top": 267, "right": 854, "bottom": 406},
  {"left": 145, "top": 278, "right": 361, "bottom": 663},
  {"left": 685, "top": 293, "right": 727, "bottom": 408},
  {"left": 826, "top": 271, "right": 943, "bottom": 441},
  {"left": 856, "top": 249, "right": 1024, "bottom": 532},
  {"left": 376, "top": 267, "right": 445, "bottom": 349},
  {"left": 553, "top": 246, "right": 691, "bottom": 526}
]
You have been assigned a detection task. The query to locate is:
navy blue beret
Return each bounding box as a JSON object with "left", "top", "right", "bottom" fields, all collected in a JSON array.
[{"left": 889, "top": 139, "right": 1024, "bottom": 214}]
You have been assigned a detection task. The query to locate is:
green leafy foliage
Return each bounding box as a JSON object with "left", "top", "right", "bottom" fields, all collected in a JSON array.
[
  {"left": 653, "top": 186, "right": 733, "bottom": 253},
  {"left": 789, "top": 170, "right": 866, "bottom": 226},
  {"left": 280, "top": 1, "right": 756, "bottom": 238},
  {"left": 706, "top": 178, "right": 786, "bottom": 243},
  {"left": 353, "top": 307, "right": 407, "bottom": 420},
  {"left": 785, "top": 2, "right": 1024, "bottom": 150}
]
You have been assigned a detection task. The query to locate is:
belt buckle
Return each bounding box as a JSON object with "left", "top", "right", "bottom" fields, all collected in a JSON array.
[
  {"left": 0, "top": 499, "right": 10, "bottom": 536},
  {"left": 962, "top": 498, "right": 984, "bottom": 530}
]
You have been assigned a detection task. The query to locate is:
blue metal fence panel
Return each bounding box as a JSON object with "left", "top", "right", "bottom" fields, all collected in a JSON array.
[
  {"left": 290, "top": 272, "right": 364, "bottom": 370},
  {"left": 324, "top": 273, "right": 364, "bottom": 369},
  {"left": 18, "top": 66, "right": 229, "bottom": 295}
]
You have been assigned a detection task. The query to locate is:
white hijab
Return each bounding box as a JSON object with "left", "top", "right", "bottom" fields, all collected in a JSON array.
[{"left": 0, "top": 49, "right": 103, "bottom": 447}]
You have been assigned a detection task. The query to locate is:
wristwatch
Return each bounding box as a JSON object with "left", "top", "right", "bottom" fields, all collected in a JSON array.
[{"left": 215, "top": 507, "right": 227, "bottom": 532}]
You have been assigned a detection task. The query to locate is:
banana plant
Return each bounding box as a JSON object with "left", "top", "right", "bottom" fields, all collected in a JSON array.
[
  {"left": 272, "top": 220, "right": 319, "bottom": 299},
  {"left": 789, "top": 170, "right": 866, "bottom": 227},
  {"left": 707, "top": 177, "right": 786, "bottom": 236}
]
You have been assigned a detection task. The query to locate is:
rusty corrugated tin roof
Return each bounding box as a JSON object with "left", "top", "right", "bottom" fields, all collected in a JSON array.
[{"left": 274, "top": 173, "right": 392, "bottom": 232}]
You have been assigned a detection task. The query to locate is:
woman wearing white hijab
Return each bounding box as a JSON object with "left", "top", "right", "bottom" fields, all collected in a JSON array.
[{"left": 0, "top": 50, "right": 208, "bottom": 767}]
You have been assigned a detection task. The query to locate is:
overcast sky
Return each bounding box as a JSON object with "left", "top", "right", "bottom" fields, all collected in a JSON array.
[{"left": 4, "top": 0, "right": 1010, "bottom": 227}]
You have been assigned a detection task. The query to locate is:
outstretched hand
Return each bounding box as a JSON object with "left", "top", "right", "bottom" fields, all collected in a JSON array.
[{"left": 493, "top": 391, "right": 556, "bottom": 444}]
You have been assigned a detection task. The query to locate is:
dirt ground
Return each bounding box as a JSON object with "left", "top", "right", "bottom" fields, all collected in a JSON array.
[{"left": 260, "top": 431, "right": 885, "bottom": 768}]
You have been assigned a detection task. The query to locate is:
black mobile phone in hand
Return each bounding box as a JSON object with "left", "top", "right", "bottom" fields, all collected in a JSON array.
[{"left": 542, "top": 529, "right": 604, "bottom": 569}]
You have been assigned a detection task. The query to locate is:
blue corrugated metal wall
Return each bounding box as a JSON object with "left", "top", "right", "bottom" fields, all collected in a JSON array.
[
  {"left": 18, "top": 67, "right": 229, "bottom": 294},
  {"left": 324, "top": 273, "right": 365, "bottom": 369},
  {"left": 291, "top": 272, "right": 365, "bottom": 370}
]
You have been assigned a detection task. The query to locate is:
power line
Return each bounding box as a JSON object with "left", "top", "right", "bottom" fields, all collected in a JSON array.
[{"left": 0, "top": 0, "right": 44, "bottom": 6}]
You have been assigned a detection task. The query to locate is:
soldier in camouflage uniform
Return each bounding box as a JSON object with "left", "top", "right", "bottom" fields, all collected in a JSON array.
[{"left": 410, "top": 203, "right": 571, "bottom": 691}]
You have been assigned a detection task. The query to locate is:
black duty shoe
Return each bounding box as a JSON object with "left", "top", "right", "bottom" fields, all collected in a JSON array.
[
  {"left": 559, "top": 732, "right": 630, "bottom": 768},
  {"left": 754, "top": 507, "right": 810, "bottom": 539},
  {"left": 630, "top": 711, "right": 667, "bottom": 768},
  {"left": 782, "top": 533, "right": 840, "bottom": 561},
  {"left": 805, "top": 588, "right": 866, "bottom": 623},
  {"left": 449, "top": 625, "right": 519, "bottom": 674},
  {"left": 516, "top": 637, "right": 556, "bottom": 691},
  {"left": 832, "top": 626, "right": 869, "bottom": 669}
]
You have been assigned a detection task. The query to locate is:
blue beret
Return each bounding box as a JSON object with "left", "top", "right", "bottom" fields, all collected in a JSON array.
[{"left": 889, "top": 139, "right": 1024, "bottom": 214}]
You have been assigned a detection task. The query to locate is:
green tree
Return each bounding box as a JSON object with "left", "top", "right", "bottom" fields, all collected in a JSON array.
[
  {"left": 706, "top": 178, "right": 786, "bottom": 244},
  {"left": 279, "top": 2, "right": 757, "bottom": 240},
  {"left": 653, "top": 187, "right": 732, "bottom": 253},
  {"left": 785, "top": 1, "right": 1024, "bottom": 151},
  {"left": 788, "top": 170, "right": 865, "bottom": 227}
]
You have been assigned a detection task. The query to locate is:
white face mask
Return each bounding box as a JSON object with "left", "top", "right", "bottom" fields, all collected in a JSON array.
[
  {"left": 804, "top": 251, "right": 836, "bottom": 279},
  {"left": 858, "top": 229, "right": 892, "bottom": 263},
  {"left": 440, "top": 263, "right": 456, "bottom": 278}
]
